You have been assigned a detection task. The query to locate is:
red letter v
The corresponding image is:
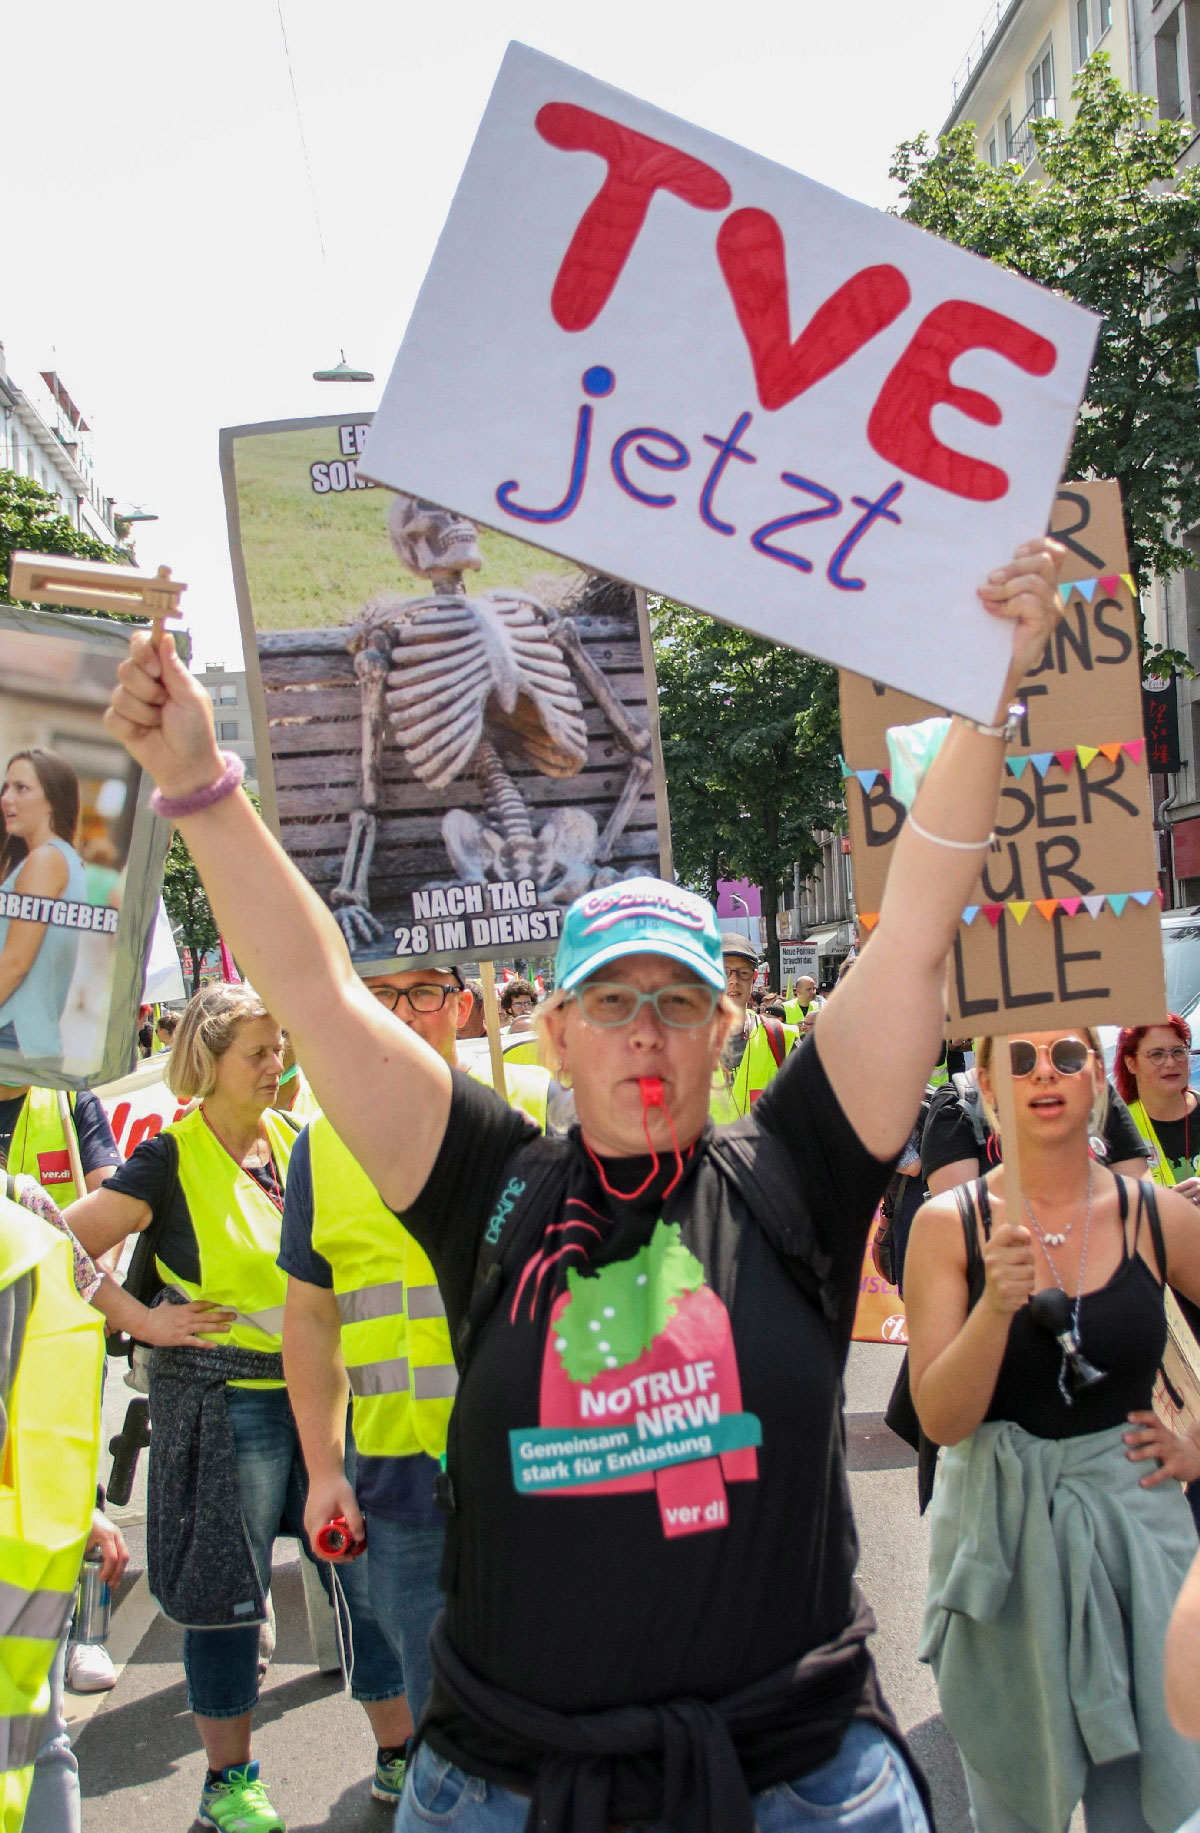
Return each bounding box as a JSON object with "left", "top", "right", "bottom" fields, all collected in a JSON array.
[{"left": 717, "top": 208, "right": 911, "bottom": 412}]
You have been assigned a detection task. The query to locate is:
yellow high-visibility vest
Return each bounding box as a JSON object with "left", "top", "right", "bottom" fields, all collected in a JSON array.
[
  {"left": 159, "top": 1107, "right": 298, "bottom": 1387},
  {"left": 5, "top": 1091, "right": 84, "bottom": 1205},
  {"left": 309, "top": 1117, "right": 456, "bottom": 1461},
  {"left": 710, "top": 1018, "right": 799, "bottom": 1122},
  {"left": 0, "top": 1198, "right": 103, "bottom": 1833},
  {"left": 464, "top": 1057, "right": 550, "bottom": 1130},
  {"left": 1127, "top": 1095, "right": 1194, "bottom": 1187}
]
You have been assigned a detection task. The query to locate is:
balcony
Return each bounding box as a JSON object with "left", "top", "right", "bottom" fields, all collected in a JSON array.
[
  {"left": 1006, "top": 97, "right": 1055, "bottom": 168},
  {"left": 951, "top": 0, "right": 1009, "bottom": 107}
]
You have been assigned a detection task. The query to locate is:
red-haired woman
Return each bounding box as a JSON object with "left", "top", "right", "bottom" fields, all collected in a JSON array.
[{"left": 1116, "top": 1015, "right": 1200, "bottom": 1201}]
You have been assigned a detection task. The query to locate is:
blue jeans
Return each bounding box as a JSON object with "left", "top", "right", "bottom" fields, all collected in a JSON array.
[
  {"left": 183, "top": 1384, "right": 404, "bottom": 1717},
  {"left": 362, "top": 1514, "right": 445, "bottom": 1725},
  {"left": 23, "top": 1633, "right": 80, "bottom": 1833},
  {"left": 397, "top": 1719, "right": 930, "bottom": 1830}
]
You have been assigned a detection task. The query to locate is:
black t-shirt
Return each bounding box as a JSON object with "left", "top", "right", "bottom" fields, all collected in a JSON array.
[
  {"left": 1138, "top": 1106, "right": 1200, "bottom": 1184},
  {"left": 397, "top": 1037, "right": 895, "bottom": 1789},
  {"left": 921, "top": 1079, "right": 1147, "bottom": 1183},
  {"left": 104, "top": 1128, "right": 283, "bottom": 1283}
]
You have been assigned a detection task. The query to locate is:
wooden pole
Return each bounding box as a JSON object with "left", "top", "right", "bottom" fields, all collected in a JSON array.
[
  {"left": 992, "top": 1045, "right": 1023, "bottom": 1229},
  {"left": 478, "top": 961, "right": 508, "bottom": 1101},
  {"left": 56, "top": 1089, "right": 88, "bottom": 1204}
]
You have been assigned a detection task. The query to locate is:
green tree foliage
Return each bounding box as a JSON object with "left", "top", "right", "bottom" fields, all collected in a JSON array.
[
  {"left": 652, "top": 602, "right": 842, "bottom": 988},
  {"left": 161, "top": 829, "right": 219, "bottom": 997},
  {"left": 891, "top": 56, "right": 1200, "bottom": 663},
  {"left": 0, "top": 469, "right": 125, "bottom": 594}
]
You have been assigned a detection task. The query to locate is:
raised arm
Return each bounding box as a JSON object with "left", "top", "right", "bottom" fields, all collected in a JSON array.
[
  {"left": 104, "top": 631, "right": 451, "bottom": 1211},
  {"left": 815, "top": 540, "right": 1063, "bottom": 1159}
]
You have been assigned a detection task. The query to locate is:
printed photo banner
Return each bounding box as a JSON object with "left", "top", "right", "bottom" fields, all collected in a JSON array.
[
  {"left": 840, "top": 481, "right": 1167, "bottom": 1034},
  {"left": 361, "top": 42, "right": 1098, "bottom": 724},
  {"left": 221, "top": 415, "right": 671, "bottom": 973},
  {"left": 0, "top": 608, "right": 170, "bottom": 1089}
]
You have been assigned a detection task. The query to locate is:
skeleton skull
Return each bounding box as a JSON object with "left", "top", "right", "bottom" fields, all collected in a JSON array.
[{"left": 388, "top": 494, "right": 482, "bottom": 580}]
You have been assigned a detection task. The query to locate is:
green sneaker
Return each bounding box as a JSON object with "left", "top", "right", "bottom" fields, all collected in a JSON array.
[
  {"left": 372, "top": 1748, "right": 407, "bottom": 1803},
  {"left": 198, "top": 1760, "right": 285, "bottom": 1832}
]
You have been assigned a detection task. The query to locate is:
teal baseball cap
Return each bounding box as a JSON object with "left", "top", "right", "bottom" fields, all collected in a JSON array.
[{"left": 556, "top": 877, "right": 726, "bottom": 993}]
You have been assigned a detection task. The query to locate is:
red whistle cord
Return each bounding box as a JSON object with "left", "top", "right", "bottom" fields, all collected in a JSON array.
[{"left": 584, "top": 1076, "right": 686, "bottom": 1201}]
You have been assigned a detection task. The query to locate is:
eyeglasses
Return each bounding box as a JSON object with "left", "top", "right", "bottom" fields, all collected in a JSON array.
[
  {"left": 1009, "top": 1038, "right": 1092, "bottom": 1078},
  {"left": 507, "top": 998, "right": 535, "bottom": 1014},
  {"left": 371, "top": 983, "right": 458, "bottom": 1013},
  {"left": 574, "top": 981, "right": 720, "bottom": 1029},
  {"left": 1144, "top": 1047, "right": 1190, "bottom": 1067}
]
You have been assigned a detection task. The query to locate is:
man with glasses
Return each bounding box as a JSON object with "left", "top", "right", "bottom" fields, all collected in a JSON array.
[
  {"left": 711, "top": 934, "right": 799, "bottom": 1121},
  {"left": 277, "top": 965, "right": 553, "bottom": 1796},
  {"left": 499, "top": 978, "right": 538, "bottom": 1033}
]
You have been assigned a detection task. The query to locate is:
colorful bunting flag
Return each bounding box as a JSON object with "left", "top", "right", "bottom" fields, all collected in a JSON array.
[
  {"left": 1054, "top": 749, "right": 1076, "bottom": 774},
  {"left": 1008, "top": 755, "right": 1031, "bottom": 779},
  {"left": 1121, "top": 573, "right": 1136, "bottom": 595},
  {"left": 859, "top": 912, "right": 880, "bottom": 931},
  {"left": 962, "top": 905, "right": 980, "bottom": 926},
  {"left": 1075, "top": 579, "right": 1097, "bottom": 602},
  {"left": 1123, "top": 739, "right": 1144, "bottom": 764},
  {"left": 1107, "top": 893, "right": 1129, "bottom": 916},
  {"left": 1060, "top": 897, "right": 1082, "bottom": 916},
  {"left": 1008, "top": 901, "right": 1031, "bottom": 925},
  {"left": 1058, "top": 584, "right": 1074, "bottom": 605},
  {"left": 1131, "top": 890, "right": 1155, "bottom": 906},
  {"left": 982, "top": 905, "right": 1004, "bottom": 928},
  {"left": 1098, "top": 574, "right": 1120, "bottom": 596},
  {"left": 1098, "top": 743, "right": 1122, "bottom": 762},
  {"left": 1030, "top": 753, "right": 1054, "bottom": 778},
  {"left": 1077, "top": 745, "right": 1099, "bottom": 770},
  {"left": 1035, "top": 899, "right": 1059, "bottom": 921},
  {"left": 1082, "top": 894, "right": 1106, "bottom": 919}
]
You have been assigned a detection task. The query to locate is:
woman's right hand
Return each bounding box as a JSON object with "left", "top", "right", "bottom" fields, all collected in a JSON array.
[
  {"left": 303, "top": 1472, "right": 364, "bottom": 1560},
  {"left": 103, "top": 629, "right": 223, "bottom": 799},
  {"left": 981, "top": 1220, "right": 1037, "bottom": 1316},
  {"left": 138, "top": 1299, "right": 237, "bottom": 1349}
]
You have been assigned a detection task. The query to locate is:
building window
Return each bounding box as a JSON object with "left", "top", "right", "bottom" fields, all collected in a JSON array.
[
  {"left": 1097, "top": 0, "right": 1112, "bottom": 36},
  {"left": 217, "top": 685, "right": 237, "bottom": 704},
  {"left": 1029, "top": 42, "right": 1055, "bottom": 117},
  {"left": 1157, "top": 8, "right": 1184, "bottom": 119},
  {"left": 985, "top": 132, "right": 999, "bottom": 164},
  {"left": 1075, "top": 0, "right": 1090, "bottom": 66},
  {"left": 1002, "top": 109, "right": 1014, "bottom": 158},
  {"left": 218, "top": 721, "right": 239, "bottom": 741}
]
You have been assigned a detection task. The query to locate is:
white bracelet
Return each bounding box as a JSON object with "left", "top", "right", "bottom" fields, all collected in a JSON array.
[{"left": 906, "top": 811, "right": 993, "bottom": 851}]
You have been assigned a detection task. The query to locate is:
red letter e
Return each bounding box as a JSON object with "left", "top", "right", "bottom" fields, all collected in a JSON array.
[{"left": 867, "top": 300, "right": 1056, "bottom": 502}]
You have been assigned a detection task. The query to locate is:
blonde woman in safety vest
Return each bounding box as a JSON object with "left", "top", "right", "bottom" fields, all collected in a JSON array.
[
  {"left": 0, "top": 1191, "right": 104, "bottom": 1833},
  {"left": 1116, "top": 1014, "right": 1200, "bottom": 1200},
  {"left": 282, "top": 964, "right": 551, "bottom": 1736},
  {"left": 65, "top": 984, "right": 408, "bottom": 1833}
]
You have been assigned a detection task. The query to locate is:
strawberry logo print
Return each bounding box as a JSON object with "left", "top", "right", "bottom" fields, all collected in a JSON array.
[{"left": 535, "top": 1221, "right": 758, "bottom": 1538}]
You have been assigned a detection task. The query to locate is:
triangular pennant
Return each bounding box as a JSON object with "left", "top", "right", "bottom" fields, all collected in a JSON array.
[
  {"left": 982, "top": 904, "right": 1004, "bottom": 928},
  {"left": 859, "top": 911, "right": 881, "bottom": 931},
  {"left": 1099, "top": 574, "right": 1120, "bottom": 595},
  {"left": 1158, "top": 888, "right": 1166, "bottom": 907},
  {"left": 962, "top": 905, "right": 980, "bottom": 926},
  {"left": 1123, "top": 739, "right": 1145, "bottom": 763},
  {"left": 1107, "top": 894, "right": 1129, "bottom": 917},
  {"left": 839, "top": 755, "right": 852, "bottom": 777},
  {"left": 1060, "top": 897, "right": 1082, "bottom": 917},
  {"left": 1035, "top": 899, "right": 1060, "bottom": 921},
  {"left": 1076, "top": 745, "right": 1099, "bottom": 770},
  {"left": 1082, "top": 894, "right": 1106, "bottom": 919},
  {"left": 1058, "top": 583, "right": 1074, "bottom": 605},
  {"left": 1098, "top": 743, "right": 1122, "bottom": 762},
  {"left": 1030, "top": 753, "right": 1054, "bottom": 777},
  {"left": 1008, "top": 901, "right": 1031, "bottom": 925},
  {"left": 1008, "top": 754, "right": 1031, "bottom": 779},
  {"left": 1054, "top": 749, "right": 1076, "bottom": 774},
  {"left": 854, "top": 770, "right": 879, "bottom": 792},
  {"left": 1121, "top": 573, "right": 1136, "bottom": 595},
  {"left": 1075, "top": 579, "right": 1097, "bottom": 601},
  {"left": 1132, "top": 890, "right": 1155, "bottom": 907}
]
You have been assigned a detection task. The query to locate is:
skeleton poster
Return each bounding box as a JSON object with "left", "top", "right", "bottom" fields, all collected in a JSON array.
[
  {"left": 221, "top": 414, "right": 672, "bottom": 973},
  {"left": 0, "top": 608, "right": 169, "bottom": 1089}
]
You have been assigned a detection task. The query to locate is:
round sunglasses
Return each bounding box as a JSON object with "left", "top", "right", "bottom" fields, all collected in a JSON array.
[{"left": 1008, "top": 1038, "right": 1092, "bottom": 1078}]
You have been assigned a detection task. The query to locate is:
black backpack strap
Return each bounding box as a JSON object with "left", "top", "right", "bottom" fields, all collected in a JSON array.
[
  {"left": 1137, "top": 1179, "right": 1168, "bottom": 1286},
  {"left": 707, "top": 1122, "right": 836, "bottom": 1332},
  {"left": 121, "top": 1130, "right": 180, "bottom": 1313},
  {"left": 953, "top": 1182, "right": 986, "bottom": 1307},
  {"left": 452, "top": 1139, "right": 571, "bottom": 1372}
]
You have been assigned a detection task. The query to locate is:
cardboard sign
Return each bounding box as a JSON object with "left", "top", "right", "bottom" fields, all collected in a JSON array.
[
  {"left": 0, "top": 609, "right": 169, "bottom": 1088},
  {"left": 840, "top": 481, "right": 1166, "bottom": 1034},
  {"left": 780, "top": 942, "right": 819, "bottom": 984},
  {"left": 853, "top": 1214, "right": 908, "bottom": 1345},
  {"left": 361, "top": 42, "right": 1098, "bottom": 723},
  {"left": 221, "top": 415, "right": 671, "bottom": 972}
]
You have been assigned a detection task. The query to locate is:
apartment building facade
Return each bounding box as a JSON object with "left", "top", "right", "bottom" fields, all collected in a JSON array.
[
  {"left": 0, "top": 342, "right": 124, "bottom": 549},
  {"left": 195, "top": 664, "right": 258, "bottom": 791}
]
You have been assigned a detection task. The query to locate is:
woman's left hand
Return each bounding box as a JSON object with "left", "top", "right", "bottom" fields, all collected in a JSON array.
[
  {"left": 86, "top": 1508, "right": 130, "bottom": 1586},
  {"left": 139, "top": 1299, "right": 237, "bottom": 1348},
  {"left": 1124, "top": 1410, "right": 1200, "bottom": 1486},
  {"left": 977, "top": 537, "right": 1065, "bottom": 707}
]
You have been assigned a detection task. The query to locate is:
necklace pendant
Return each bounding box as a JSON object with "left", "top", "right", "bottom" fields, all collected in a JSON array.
[{"left": 1043, "top": 1230, "right": 1068, "bottom": 1247}]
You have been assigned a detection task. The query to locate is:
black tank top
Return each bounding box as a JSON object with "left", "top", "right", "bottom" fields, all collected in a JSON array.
[{"left": 977, "top": 1179, "right": 1168, "bottom": 1439}]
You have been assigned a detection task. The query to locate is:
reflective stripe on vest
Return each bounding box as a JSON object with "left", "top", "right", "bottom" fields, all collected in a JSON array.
[
  {"left": 161, "top": 1107, "right": 296, "bottom": 1369},
  {"left": 1127, "top": 1096, "right": 1175, "bottom": 1186},
  {"left": 7, "top": 1088, "right": 82, "bottom": 1203},
  {"left": 0, "top": 1200, "right": 102, "bottom": 1812},
  {"left": 309, "top": 1111, "right": 476, "bottom": 1461}
]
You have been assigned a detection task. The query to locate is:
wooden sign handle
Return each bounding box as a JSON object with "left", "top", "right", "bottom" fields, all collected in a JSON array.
[
  {"left": 478, "top": 961, "right": 508, "bottom": 1101},
  {"left": 992, "top": 1045, "right": 1023, "bottom": 1234},
  {"left": 7, "top": 551, "right": 186, "bottom": 638}
]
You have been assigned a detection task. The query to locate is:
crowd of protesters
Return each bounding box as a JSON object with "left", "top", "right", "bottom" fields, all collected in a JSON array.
[{"left": 6, "top": 538, "right": 1200, "bottom": 1833}]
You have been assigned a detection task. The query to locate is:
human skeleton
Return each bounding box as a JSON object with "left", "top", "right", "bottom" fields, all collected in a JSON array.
[{"left": 329, "top": 496, "right": 655, "bottom": 948}]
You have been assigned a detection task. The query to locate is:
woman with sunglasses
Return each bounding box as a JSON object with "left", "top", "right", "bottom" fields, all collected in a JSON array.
[
  {"left": 101, "top": 539, "right": 1062, "bottom": 1833},
  {"left": 905, "top": 1028, "right": 1200, "bottom": 1833},
  {"left": 1116, "top": 1015, "right": 1200, "bottom": 1203}
]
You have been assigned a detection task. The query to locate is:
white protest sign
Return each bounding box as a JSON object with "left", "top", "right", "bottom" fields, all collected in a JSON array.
[
  {"left": 363, "top": 43, "right": 1099, "bottom": 722},
  {"left": 780, "top": 942, "right": 818, "bottom": 985}
]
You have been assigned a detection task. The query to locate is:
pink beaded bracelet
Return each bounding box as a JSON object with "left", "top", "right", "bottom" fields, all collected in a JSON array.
[{"left": 150, "top": 751, "right": 245, "bottom": 819}]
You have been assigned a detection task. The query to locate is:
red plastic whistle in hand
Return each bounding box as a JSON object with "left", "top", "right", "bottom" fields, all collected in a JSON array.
[{"left": 314, "top": 1516, "right": 367, "bottom": 1561}]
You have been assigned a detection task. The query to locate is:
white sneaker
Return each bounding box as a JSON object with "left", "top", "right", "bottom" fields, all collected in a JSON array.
[{"left": 66, "top": 1641, "right": 116, "bottom": 1692}]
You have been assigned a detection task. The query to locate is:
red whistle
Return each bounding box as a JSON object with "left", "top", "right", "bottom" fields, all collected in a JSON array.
[
  {"left": 638, "top": 1076, "right": 665, "bottom": 1107},
  {"left": 314, "top": 1516, "right": 367, "bottom": 1561}
]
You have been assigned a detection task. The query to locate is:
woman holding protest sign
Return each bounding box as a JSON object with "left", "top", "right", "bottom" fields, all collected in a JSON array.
[
  {"left": 100, "top": 539, "right": 1061, "bottom": 1832},
  {"left": 905, "top": 1028, "right": 1200, "bottom": 1832},
  {"left": 0, "top": 748, "right": 87, "bottom": 1060}
]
